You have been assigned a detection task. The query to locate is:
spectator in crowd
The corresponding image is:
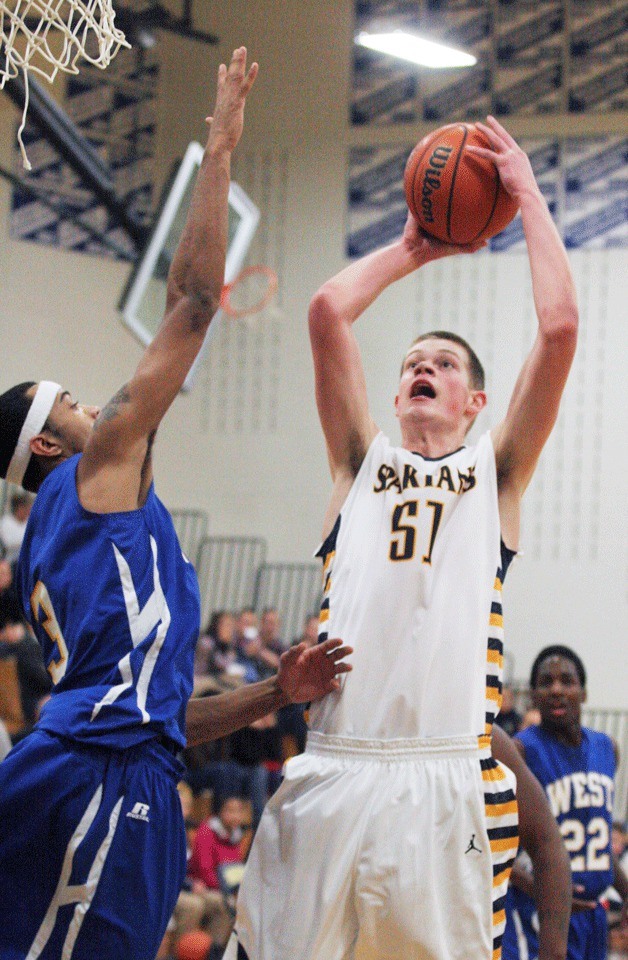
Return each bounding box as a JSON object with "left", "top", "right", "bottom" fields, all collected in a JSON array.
[
  {"left": 291, "top": 613, "right": 320, "bottom": 649},
  {"left": 187, "top": 794, "right": 249, "bottom": 950},
  {"left": 0, "top": 558, "right": 24, "bottom": 629},
  {"left": 494, "top": 683, "right": 523, "bottom": 737},
  {"left": 0, "top": 493, "right": 33, "bottom": 565},
  {"left": 233, "top": 607, "right": 259, "bottom": 656},
  {"left": 242, "top": 608, "right": 283, "bottom": 681},
  {"left": 277, "top": 613, "right": 322, "bottom": 758},
  {"left": 195, "top": 611, "right": 256, "bottom": 689},
  {"left": 503, "top": 645, "right": 628, "bottom": 960},
  {"left": 0, "top": 617, "right": 52, "bottom": 737},
  {"left": 229, "top": 712, "right": 284, "bottom": 826}
]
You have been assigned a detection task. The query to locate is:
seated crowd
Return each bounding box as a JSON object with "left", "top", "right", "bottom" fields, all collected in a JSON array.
[{"left": 1, "top": 524, "right": 625, "bottom": 960}]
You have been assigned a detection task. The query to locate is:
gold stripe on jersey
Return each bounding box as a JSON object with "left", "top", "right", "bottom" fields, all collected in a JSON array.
[
  {"left": 487, "top": 648, "right": 504, "bottom": 667},
  {"left": 483, "top": 555, "right": 507, "bottom": 740},
  {"left": 480, "top": 753, "right": 518, "bottom": 960},
  {"left": 481, "top": 556, "right": 517, "bottom": 960}
]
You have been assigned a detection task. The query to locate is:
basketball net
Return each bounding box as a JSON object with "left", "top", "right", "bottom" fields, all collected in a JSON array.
[{"left": 0, "top": 0, "right": 130, "bottom": 169}]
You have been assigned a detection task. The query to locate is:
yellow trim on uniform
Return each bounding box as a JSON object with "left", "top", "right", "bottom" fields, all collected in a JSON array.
[
  {"left": 486, "top": 800, "right": 518, "bottom": 818},
  {"left": 489, "top": 612, "right": 503, "bottom": 628},
  {"left": 493, "top": 909, "right": 506, "bottom": 927},
  {"left": 486, "top": 687, "right": 501, "bottom": 704},
  {"left": 319, "top": 608, "right": 329, "bottom": 623},
  {"left": 492, "top": 948, "right": 502, "bottom": 960},
  {"left": 493, "top": 577, "right": 502, "bottom": 591},
  {"left": 493, "top": 867, "right": 512, "bottom": 888},
  {"left": 323, "top": 552, "right": 335, "bottom": 575},
  {"left": 482, "top": 765, "right": 506, "bottom": 782},
  {"left": 489, "top": 837, "right": 519, "bottom": 854},
  {"left": 486, "top": 649, "right": 504, "bottom": 666}
]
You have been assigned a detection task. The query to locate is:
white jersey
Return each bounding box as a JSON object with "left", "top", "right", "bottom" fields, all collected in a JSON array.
[{"left": 309, "top": 430, "right": 512, "bottom": 741}]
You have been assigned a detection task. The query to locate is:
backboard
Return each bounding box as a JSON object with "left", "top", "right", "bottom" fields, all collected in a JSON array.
[{"left": 119, "top": 141, "right": 260, "bottom": 388}]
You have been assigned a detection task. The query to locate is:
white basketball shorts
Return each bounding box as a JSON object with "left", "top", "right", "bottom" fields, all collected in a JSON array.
[{"left": 223, "top": 732, "right": 518, "bottom": 960}]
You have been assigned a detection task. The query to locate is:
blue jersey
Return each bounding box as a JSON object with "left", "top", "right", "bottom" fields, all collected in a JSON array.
[
  {"left": 16, "top": 454, "right": 200, "bottom": 750},
  {"left": 517, "top": 724, "right": 615, "bottom": 899},
  {"left": 503, "top": 724, "right": 615, "bottom": 960}
]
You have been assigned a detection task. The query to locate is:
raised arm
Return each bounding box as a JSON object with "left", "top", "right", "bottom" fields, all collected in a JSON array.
[
  {"left": 492, "top": 725, "right": 572, "bottom": 960},
  {"left": 308, "top": 214, "right": 481, "bottom": 485},
  {"left": 79, "top": 48, "right": 258, "bottom": 509},
  {"left": 469, "top": 119, "right": 578, "bottom": 508}
]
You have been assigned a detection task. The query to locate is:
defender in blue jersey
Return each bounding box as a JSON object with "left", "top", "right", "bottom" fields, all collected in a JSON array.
[
  {"left": 503, "top": 646, "right": 628, "bottom": 960},
  {"left": 0, "top": 50, "right": 351, "bottom": 960}
]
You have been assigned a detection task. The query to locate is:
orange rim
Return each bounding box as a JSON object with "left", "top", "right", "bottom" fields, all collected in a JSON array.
[{"left": 220, "top": 265, "right": 279, "bottom": 319}]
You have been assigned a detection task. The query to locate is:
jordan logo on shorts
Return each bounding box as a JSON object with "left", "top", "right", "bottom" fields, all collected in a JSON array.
[{"left": 465, "top": 834, "right": 482, "bottom": 854}]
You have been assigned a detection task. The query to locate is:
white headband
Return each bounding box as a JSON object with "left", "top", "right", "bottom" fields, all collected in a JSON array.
[{"left": 6, "top": 381, "right": 61, "bottom": 487}]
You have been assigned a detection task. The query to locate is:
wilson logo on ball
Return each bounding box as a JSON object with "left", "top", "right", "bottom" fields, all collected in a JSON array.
[
  {"left": 420, "top": 145, "right": 453, "bottom": 224},
  {"left": 404, "top": 122, "right": 519, "bottom": 245}
]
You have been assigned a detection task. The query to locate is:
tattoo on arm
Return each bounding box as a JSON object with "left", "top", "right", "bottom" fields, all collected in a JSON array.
[{"left": 95, "top": 385, "right": 131, "bottom": 428}]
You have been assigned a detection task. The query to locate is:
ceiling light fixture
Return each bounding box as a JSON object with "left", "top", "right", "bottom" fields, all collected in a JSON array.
[{"left": 356, "top": 30, "right": 477, "bottom": 69}]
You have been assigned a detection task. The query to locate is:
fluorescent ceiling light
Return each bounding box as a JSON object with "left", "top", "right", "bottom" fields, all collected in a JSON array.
[{"left": 356, "top": 30, "right": 477, "bottom": 69}]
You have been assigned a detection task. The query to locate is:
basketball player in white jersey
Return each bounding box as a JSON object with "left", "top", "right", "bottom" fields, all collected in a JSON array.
[{"left": 224, "top": 118, "right": 578, "bottom": 960}]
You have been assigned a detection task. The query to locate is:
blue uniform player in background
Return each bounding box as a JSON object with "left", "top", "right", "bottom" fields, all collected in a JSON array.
[
  {"left": 503, "top": 645, "right": 628, "bottom": 960},
  {"left": 0, "top": 49, "right": 351, "bottom": 960}
]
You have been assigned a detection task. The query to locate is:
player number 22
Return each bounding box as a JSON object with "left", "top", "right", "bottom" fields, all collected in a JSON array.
[
  {"left": 560, "top": 817, "right": 610, "bottom": 872},
  {"left": 389, "top": 499, "right": 443, "bottom": 563},
  {"left": 31, "top": 581, "right": 68, "bottom": 685}
]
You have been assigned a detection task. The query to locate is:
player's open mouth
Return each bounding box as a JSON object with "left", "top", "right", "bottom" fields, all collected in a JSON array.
[{"left": 411, "top": 381, "right": 436, "bottom": 399}]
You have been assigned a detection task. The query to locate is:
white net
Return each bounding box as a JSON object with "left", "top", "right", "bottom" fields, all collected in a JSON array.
[{"left": 0, "top": 0, "right": 129, "bottom": 167}]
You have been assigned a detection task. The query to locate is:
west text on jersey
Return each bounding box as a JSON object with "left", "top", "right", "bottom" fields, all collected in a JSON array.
[{"left": 546, "top": 772, "right": 614, "bottom": 818}]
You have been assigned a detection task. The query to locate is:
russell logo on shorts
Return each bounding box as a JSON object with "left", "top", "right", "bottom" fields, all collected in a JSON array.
[{"left": 127, "top": 802, "right": 151, "bottom": 823}]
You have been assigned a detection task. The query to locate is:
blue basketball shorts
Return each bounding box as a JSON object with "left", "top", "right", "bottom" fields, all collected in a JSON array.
[
  {"left": 0, "top": 729, "right": 187, "bottom": 960},
  {"left": 503, "top": 887, "right": 608, "bottom": 960}
]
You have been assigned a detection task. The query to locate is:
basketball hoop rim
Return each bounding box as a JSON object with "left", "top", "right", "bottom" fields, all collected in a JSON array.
[{"left": 220, "top": 264, "right": 279, "bottom": 319}]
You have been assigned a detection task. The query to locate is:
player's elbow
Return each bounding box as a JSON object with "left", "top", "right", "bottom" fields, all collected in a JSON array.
[
  {"left": 168, "top": 274, "right": 221, "bottom": 329},
  {"left": 539, "top": 298, "right": 578, "bottom": 353},
  {"left": 309, "top": 283, "right": 346, "bottom": 341}
]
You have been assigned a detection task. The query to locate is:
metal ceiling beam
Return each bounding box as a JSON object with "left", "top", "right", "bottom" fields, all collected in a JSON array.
[{"left": 2, "top": 72, "right": 150, "bottom": 251}]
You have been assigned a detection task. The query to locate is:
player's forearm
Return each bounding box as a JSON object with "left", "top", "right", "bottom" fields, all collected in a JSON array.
[
  {"left": 519, "top": 187, "right": 578, "bottom": 341},
  {"left": 527, "top": 837, "right": 572, "bottom": 960},
  {"left": 166, "top": 142, "right": 231, "bottom": 324},
  {"left": 310, "top": 238, "right": 421, "bottom": 329},
  {"left": 185, "top": 677, "right": 289, "bottom": 747}
]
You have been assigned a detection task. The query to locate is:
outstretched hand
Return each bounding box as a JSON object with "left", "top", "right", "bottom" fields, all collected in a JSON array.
[
  {"left": 276, "top": 638, "right": 352, "bottom": 704},
  {"left": 206, "top": 46, "right": 258, "bottom": 153},
  {"left": 402, "top": 210, "right": 486, "bottom": 264},
  {"left": 467, "top": 116, "right": 537, "bottom": 203}
]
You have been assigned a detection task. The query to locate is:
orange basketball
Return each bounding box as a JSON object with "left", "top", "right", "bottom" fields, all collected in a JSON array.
[
  {"left": 404, "top": 123, "right": 519, "bottom": 245},
  {"left": 175, "top": 930, "right": 213, "bottom": 960}
]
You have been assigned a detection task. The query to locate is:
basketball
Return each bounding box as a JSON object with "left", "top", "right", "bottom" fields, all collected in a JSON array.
[
  {"left": 175, "top": 930, "right": 213, "bottom": 960},
  {"left": 404, "top": 123, "right": 519, "bottom": 245}
]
